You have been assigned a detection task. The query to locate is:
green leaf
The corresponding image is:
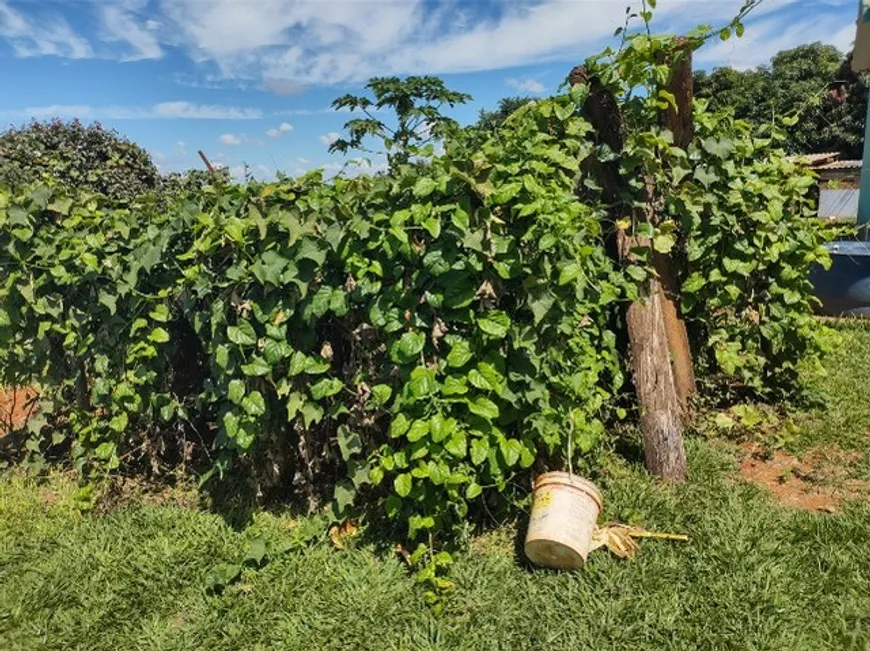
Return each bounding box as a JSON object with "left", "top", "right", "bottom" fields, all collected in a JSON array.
[
  {"left": 407, "top": 419, "right": 430, "bottom": 442},
  {"left": 98, "top": 291, "right": 118, "bottom": 316},
  {"left": 390, "top": 331, "right": 426, "bottom": 364},
  {"left": 286, "top": 392, "right": 305, "bottom": 421},
  {"left": 215, "top": 345, "right": 230, "bottom": 369},
  {"left": 468, "top": 396, "right": 499, "bottom": 420},
  {"left": 442, "top": 376, "right": 468, "bottom": 396},
  {"left": 694, "top": 167, "right": 719, "bottom": 188},
  {"left": 252, "top": 250, "right": 290, "bottom": 286},
  {"left": 558, "top": 262, "right": 583, "bottom": 286},
  {"left": 334, "top": 480, "right": 356, "bottom": 511},
  {"left": 475, "top": 362, "right": 506, "bottom": 394},
  {"left": 149, "top": 327, "right": 170, "bottom": 344},
  {"left": 228, "top": 379, "right": 246, "bottom": 405},
  {"left": 300, "top": 402, "right": 324, "bottom": 428},
  {"left": 683, "top": 273, "right": 705, "bottom": 293},
  {"left": 422, "top": 217, "right": 441, "bottom": 238},
  {"left": 702, "top": 137, "right": 735, "bottom": 160},
  {"left": 429, "top": 414, "right": 456, "bottom": 443},
  {"left": 468, "top": 369, "right": 491, "bottom": 392},
  {"left": 626, "top": 265, "right": 647, "bottom": 282},
  {"left": 653, "top": 233, "right": 676, "bottom": 253},
  {"left": 241, "top": 356, "right": 271, "bottom": 377},
  {"left": 149, "top": 304, "right": 170, "bottom": 323},
  {"left": 390, "top": 414, "right": 411, "bottom": 439},
  {"left": 500, "top": 438, "right": 521, "bottom": 467},
  {"left": 310, "top": 378, "right": 343, "bottom": 400},
  {"left": 413, "top": 177, "right": 437, "bottom": 198},
  {"left": 264, "top": 339, "right": 291, "bottom": 365},
  {"left": 465, "top": 482, "right": 482, "bottom": 499},
  {"left": 108, "top": 412, "right": 128, "bottom": 433},
  {"left": 224, "top": 217, "right": 245, "bottom": 243},
  {"left": 227, "top": 320, "right": 257, "bottom": 346},
  {"left": 477, "top": 311, "right": 510, "bottom": 339},
  {"left": 446, "top": 339, "right": 473, "bottom": 368},
  {"left": 370, "top": 384, "right": 393, "bottom": 406},
  {"left": 409, "top": 366, "right": 436, "bottom": 398},
  {"left": 242, "top": 391, "right": 266, "bottom": 416},
  {"left": 337, "top": 426, "right": 363, "bottom": 461},
  {"left": 470, "top": 438, "right": 489, "bottom": 465},
  {"left": 244, "top": 537, "right": 268, "bottom": 565},
  {"left": 394, "top": 473, "right": 413, "bottom": 497},
  {"left": 223, "top": 411, "right": 240, "bottom": 438},
  {"left": 287, "top": 351, "right": 307, "bottom": 377},
  {"left": 445, "top": 430, "right": 467, "bottom": 458}
]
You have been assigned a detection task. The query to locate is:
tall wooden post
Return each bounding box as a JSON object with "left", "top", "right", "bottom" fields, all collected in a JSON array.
[
  {"left": 569, "top": 67, "right": 687, "bottom": 481},
  {"left": 655, "top": 37, "right": 697, "bottom": 410}
]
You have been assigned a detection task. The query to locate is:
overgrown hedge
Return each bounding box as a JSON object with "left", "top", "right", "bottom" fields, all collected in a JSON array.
[
  {"left": 0, "top": 119, "right": 159, "bottom": 202},
  {"left": 0, "top": 32, "right": 835, "bottom": 598}
]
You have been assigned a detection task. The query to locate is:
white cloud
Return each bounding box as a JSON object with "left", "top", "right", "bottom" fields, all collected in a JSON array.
[
  {"left": 0, "top": 102, "right": 263, "bottom": 121},
  {"left": 0, "top": 0, "right": 92, "bottom": 59},
  {"left": 264, "top": 79, "right": 308, "bottom": 95},
  {"left": 219, "top": 133, "right": 242, "bottom": 145},
  {"left": 266, "top": 122, "right": 293, "bottom": 137},
  {"left": 298, "top": 157, "right": 310, "bottom": 164},
  {"left": 152, "top": 102, "right": 262, "bottom": 120},
  {"left": 99, "top": 0, "right": 163, "bottom": 61},
  {"left": 507, "top": 78, "right": 546, "bottom": 94},
  {"left": 0, "top": 0, "right": 856, "bottom": 86},
  {"left": 320, "top": 131, "right": 341, "bottom": 146},
  {"left": 697, "top": 8, "right": 855, "bottom": 70}
]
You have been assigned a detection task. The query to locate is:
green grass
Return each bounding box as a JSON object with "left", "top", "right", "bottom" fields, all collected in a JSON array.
[
  {"left": 793, "top": 319, "right": 870, "bottom": 453},
  {"left": 3, "top": 323, "right": 870, "bottom": 650}
]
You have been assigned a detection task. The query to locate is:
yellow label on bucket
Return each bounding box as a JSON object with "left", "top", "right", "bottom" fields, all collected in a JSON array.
[{"left": 534, "top": 490, "right": 554, "bottom": 509}]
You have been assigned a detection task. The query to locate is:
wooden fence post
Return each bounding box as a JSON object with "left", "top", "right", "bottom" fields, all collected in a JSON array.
[
  {"left": 655, "top": 36, "right": 698, "bottom": 411},
  {"left": 569, "top": 66, "right": 687, "bottom": 481}
]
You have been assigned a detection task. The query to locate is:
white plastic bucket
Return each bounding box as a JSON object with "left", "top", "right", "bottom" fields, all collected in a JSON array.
[{"left": 524, "top": 471, "right": 602, "bottom": 570}]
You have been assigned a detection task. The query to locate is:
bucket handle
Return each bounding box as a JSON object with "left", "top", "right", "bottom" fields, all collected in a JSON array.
[{"left": 567, "top": 416, "right": 574, "bottom": 479}]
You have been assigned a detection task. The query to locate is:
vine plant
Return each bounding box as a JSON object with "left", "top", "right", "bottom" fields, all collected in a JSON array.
[{"left": 0, "top": 9, "right": 833, "bottom": 606}]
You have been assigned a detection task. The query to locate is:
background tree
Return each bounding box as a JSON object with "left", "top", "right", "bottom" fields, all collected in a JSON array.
[
  {"left": 694, "top": 42, "right": 868, "bottom": 157},
  {"left": 473, "top": 96, "right": 535, "bottom": 133},
  {"left": 0, "top": 119, "right": 159, "bottom": 201},
  {"left": 329, "top": 76, "right": 471, "bottom": 168}
]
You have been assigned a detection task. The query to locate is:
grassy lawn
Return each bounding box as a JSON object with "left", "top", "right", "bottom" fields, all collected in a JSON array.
[{"left": 2, "top": 322, "right": 870, "bottom": 650}]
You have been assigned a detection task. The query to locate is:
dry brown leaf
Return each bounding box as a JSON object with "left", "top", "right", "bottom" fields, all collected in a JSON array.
[
  {"left": 590, "top": 523, "right": 689, "bottom": 559},
  {"left": 328, "top": 519, "right": 359, "bottom": 549}
]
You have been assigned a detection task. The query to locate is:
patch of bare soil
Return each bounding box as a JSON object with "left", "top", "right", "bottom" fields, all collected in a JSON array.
[
  {"left": 0, "top": 386, "right": 38, "bottom": 436},
  {"left": 738, "top": 443, "right": 870, "bottom": 512}
]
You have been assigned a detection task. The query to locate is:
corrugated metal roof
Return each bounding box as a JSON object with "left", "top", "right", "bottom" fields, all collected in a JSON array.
[
  {"left": 819, "top": 188, "right": 859, "bottom": 218},
  {"left": 787, "top": 152, "right": 841, "bottom": 166},
  {"left": 816, "top": 159, "right": 863, "bottom": 170}
]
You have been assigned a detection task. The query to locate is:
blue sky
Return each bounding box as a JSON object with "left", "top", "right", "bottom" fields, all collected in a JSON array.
[{"left": 0, "top": 0, "right": 858, "bottom": 179}]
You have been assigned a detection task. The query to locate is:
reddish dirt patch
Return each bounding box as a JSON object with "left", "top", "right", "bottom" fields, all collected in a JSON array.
[
  {"left": 738, "top": 443, "right": 870, "bottom": 512},
  {"left": 0, "top": 386, "right": 38, "bottom": 436}
]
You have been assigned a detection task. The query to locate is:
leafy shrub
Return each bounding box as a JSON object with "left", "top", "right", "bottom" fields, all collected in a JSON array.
[
  {"left": 0, "top": 25, "right": 835, "bottom": 602},
  {"left": 676, "top": 105, "right": 836, "bottom": 399},
  {"left": 0, "top": 119, "right": 158, "bottom": 201},
  {"left": 0, "top": 100, "right": 623, "bottom": 603}
]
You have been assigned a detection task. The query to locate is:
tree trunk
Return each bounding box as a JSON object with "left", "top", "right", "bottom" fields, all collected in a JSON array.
[
  {"left": 621, "top": 236, "right": 688, "bottom": 480},
  {"left": 570, "top": 66, "right": 687, "bottom": 481},
  {"left": 656, "top": 36, "right": 697, "bottom": 410}
]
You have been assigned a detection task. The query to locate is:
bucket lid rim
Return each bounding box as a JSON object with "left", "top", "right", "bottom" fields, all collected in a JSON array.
[{"left": 533, "top": 471, "right": 603, "bottom": 507}]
